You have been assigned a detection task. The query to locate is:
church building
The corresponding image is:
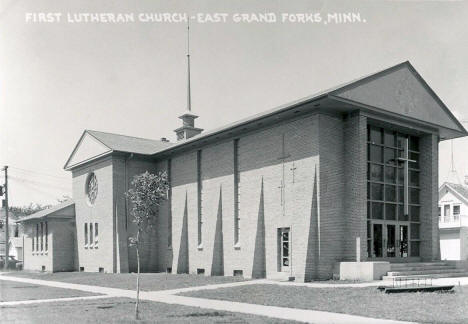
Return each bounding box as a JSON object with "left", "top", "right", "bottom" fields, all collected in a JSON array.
[{"left": 19, "top": 61, "right": 467, "bottom": 280}]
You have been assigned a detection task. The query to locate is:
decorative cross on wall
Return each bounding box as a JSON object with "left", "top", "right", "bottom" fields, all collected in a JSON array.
[
  {"left": 277, "top": 134, "right": 290, "bottom": 209},
  {"left": 397, "top": 137, "right": 416, "bottom": 216},
  {"left": 290, "top": 163, "right": 297, "bottom": 184}
]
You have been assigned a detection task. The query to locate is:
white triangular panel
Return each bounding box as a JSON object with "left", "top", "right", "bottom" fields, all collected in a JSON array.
[
  {"left": 67, "top": 133, "right": 111, "bottom": 168},
  {"left": 333, "top": 65, "right": 463, "bottom": 132}
]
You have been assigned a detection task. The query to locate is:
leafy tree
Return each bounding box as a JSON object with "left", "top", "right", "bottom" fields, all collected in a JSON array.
[
  {"left": 10, "top": 203, "right": 51, "bottom": 217},
  {"left": 125, "top": 171, "right": 169, "bottom": 320}
]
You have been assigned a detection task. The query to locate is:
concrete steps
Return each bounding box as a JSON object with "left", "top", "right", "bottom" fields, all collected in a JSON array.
[
  {"left": 383, "top": 272, "right": 468, "bottom": 280},
  {"left": 387, "top": 268, "right": 467, "bottom": 276},
  {"left": 384, "top": 261, "right": 468, "bottom": 280}
]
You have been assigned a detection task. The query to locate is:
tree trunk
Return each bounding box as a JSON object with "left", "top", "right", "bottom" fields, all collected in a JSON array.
[{"left": 135, "top": 230, "right": 141, "bottom": 320}]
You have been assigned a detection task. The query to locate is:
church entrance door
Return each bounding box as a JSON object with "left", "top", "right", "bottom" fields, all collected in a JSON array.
[
  {"left": 278, "top": 228, "right": 290, "bottom": 272},
  {"left": 371, "top": 221, "right": 409, "bottom": 258}
]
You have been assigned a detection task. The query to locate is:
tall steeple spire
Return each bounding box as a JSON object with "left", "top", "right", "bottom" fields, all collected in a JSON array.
[
  {"left": 174, "top": 19, "right": 203, "bottom": 141},
  {"left": 186, "top": 20, "right": 191, "bottom": 112}
]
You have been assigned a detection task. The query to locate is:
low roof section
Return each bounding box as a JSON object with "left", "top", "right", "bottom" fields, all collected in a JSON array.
[{"left": 16, "top": 200, "right": 75, "bottom": 223}]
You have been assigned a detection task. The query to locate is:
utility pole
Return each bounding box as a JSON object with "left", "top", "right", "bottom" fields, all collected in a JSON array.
[{"left": 2, "top": 166, "right": 9, "bottom": 270}]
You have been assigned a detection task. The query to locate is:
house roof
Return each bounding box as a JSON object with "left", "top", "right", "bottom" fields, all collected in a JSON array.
[
  {"left": 64, "top": 61, "right": 467, "bottom": 169},
  {"left": 439, "top": 182, "right": 468, "bottom": 205},
  {"left": 17, "top": 200, "right": 75, "bottom": 223}
]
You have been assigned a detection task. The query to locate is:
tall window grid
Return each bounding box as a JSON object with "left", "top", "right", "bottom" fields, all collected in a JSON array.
[
  {"left": 233, "top": 139, "right": 240, "bottom": 246},
  {"left": 197, "top": 150, "right": 203, "bottom": 247},
  {"left": 366, "top": 125, "right": 421, "bottom": 257}
]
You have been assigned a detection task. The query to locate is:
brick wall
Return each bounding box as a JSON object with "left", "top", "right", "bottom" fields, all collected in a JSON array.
[
  {"left": 116, "top": 157, "right": 160, "bottom": 273},
  {"left": 72, "top": 157, "right": 115, "bottom": 272},
  {"left": 52, "top": 221, "right": 76, "bottom": 272},
  {"left": 420, "top": 134, "right": 440, "bottom": 261},
  {"left": 343, "top": 113, "right": 368, "bottom": 262},
  {"left": 165, "top": 114, "right": 320, "bottom": 279},
  {"left": 317, "top": 114, "right": 345, "bottom": 278},
  {"left": 22, "top": 221, "right": 53, "bottom": 272},
  {"left": 170, "top": 150, "right": 197, "bottom": 274}
]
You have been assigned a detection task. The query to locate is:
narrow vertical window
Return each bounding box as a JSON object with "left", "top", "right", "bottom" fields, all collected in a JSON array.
[
  {"left": 89, "top": 223, "right": 94, "bottom": 247},
  {"left": 95, "top": 223, "right": 98, "bottom": 246},
  {"left": 40, "top": 222, "right": 43, "bottom": 251},
  {"left": 45, "top": 221, "right": 48, "bottom": 251},
  {"left": 233, "top": 139, "right": 240, "bottom": 246},
  {"left": 36, "top": 223, "right": 39, "bottom": 251},
  {"left": 197, "top": 150, "right": 203, "bottom": 247},
  {"left": 32, "top": 227, "right": 35, "bottom": 252},
  {"left": 84, "top": 223, "right": 88, "bottom": 246},
  {"left": 167, "top": 159, "right": 172, "bottom": 248}
]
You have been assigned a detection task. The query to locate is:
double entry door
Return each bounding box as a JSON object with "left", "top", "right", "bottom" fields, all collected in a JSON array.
[{"left": 371, "top": 221, "right": 409, "bottom": 258}]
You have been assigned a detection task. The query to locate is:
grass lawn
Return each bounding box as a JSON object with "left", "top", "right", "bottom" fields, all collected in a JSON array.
[
  {"left": 181, "top": 283, "right": 468, "bottom": 324},
  {"left": 3, "top": 271, "right": 245, "bottom": 291},
  {"left": 0, "top": 297, "right": 297, "bottom": 324},
  {"left": 0, "top": 280, "right": 99, "bottom": 302}
]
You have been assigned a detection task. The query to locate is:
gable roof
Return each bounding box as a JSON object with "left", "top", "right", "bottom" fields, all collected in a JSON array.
[
  {"left": 64, "top": 130, "right": 174, "bottom": 170},
  {"left": 329, "top": 61, "right": 466, "bottom": 135},
  {"left": 148, "top": 61, "right": 467, "bottom": 157},
  {"left": 64, "top": 61, "right": 467, "bottom": 169},
  {"left": 439, "top": 182, "right": 468, "bottom": 205},
  {"left": 17, "top": 200, "right": 75, "bottom": 223}
]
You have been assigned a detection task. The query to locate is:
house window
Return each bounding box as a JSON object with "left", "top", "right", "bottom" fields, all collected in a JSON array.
[
  {"left": 438, "top": 206, "right": 441, "bottom": 222},
  {"left": 14, "top": 225, "right": 19, "bottom": 238},
  {"left": 95, "top": 223, "right": 99, "bottom": 246},
  {"left": 89, "top": 223, "right": 94, "bottom": 247},
  {"left": 233, "top": 139, "right": 240, "bottom": 247},
  {"left": 32, "top": 227, "right": 35, "bottom": 252},
  {"left": 444, "top": 204, "right": 450, "bottom": 222},
  {"left": 453, "top": 205, "right": 461, "bottom": 221},
  {"left": 84, "top": 223, "right": 88, "bottom": 247},
  {"left": 197, "top": 150, "right": 203, "bottom": 248}
]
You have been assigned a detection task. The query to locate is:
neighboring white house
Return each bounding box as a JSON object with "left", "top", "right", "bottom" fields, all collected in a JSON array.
[
  {"left": 8, "top": 237, "right": 23, "bottom": 261},
  {"left": 438, "top": 182, "right": 468, "bottom": 260}
]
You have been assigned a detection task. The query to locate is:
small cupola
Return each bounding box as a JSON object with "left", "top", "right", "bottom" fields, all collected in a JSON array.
[{"left": 174, "top": 111, "right": 203, "bottom": 141}]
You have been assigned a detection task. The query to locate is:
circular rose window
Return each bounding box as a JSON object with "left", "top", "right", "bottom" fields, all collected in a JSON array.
[{"left": 86, "top": 173, "right": 98, "bottom": 206}]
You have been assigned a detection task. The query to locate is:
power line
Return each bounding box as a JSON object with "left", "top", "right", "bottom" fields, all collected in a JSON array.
[
  {"left": 9, "top": 177, "right": 70, "bottom": 200},
  {"left": 9, "top": 175, "right": 71, "bottom": 191},
  {"left": 9, "top": 166, "right": 69, "bottom": 180}
]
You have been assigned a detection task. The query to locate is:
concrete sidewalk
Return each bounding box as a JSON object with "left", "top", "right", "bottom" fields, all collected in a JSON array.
[{"left": 0, "top": 274, "right": 414, "bottom": 324}]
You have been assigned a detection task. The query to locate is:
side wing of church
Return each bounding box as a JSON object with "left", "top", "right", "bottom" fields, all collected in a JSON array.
[{"left": 20, "top": 61, "right": 467, "bottom": 280}]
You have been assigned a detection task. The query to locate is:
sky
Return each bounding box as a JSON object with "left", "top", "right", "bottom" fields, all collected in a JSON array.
[{"left": 1, "top": 0, "right": 468, "bottom": 206}]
